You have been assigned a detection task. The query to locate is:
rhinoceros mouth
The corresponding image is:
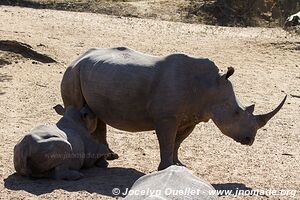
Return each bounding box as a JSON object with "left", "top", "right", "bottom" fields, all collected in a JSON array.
[
  {"left": 235, "top": 137, "right": 254, "bottom": 146},
  {"left": 240, "top": 140, "right": 253, "bottom": 146}
]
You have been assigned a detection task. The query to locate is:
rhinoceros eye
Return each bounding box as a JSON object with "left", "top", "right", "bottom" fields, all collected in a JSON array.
[
  {"left": 82, "top": 112, "right": 88, "bottom": 118},
  {"left": 235, "top": 110, "right": 240, "bottom": 115}
]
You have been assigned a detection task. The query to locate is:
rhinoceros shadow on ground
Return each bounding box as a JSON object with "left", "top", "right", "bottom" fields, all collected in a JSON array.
[{"left": 4, "top": 167, "right": 145, "bottom": 197}]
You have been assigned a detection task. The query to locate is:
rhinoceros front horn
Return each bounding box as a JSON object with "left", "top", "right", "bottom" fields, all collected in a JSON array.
[{"left": 255, "top": 95, "right": 287, "bottom": 128}]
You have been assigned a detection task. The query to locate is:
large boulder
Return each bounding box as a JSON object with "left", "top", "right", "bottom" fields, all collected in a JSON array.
[{"left": 125, "top": 165, "right": 218, "bottom": 200}]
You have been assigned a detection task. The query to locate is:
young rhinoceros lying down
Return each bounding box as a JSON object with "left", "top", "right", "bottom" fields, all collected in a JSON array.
[{"left": 13, "top": 105, "right": 109, "bottom": 180}]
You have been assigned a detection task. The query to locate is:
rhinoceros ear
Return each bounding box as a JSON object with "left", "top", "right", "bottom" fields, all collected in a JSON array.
[
  {"left": 245, "top": 104, "right": 255, "bottom": 114},
  {"left": 220, "top": 67, "right": 235, "bottom": 81},
  {"left": 53, "top": 104, "right": 65, "bottom": 115},
  {"left": 225, "top": 67, "right": 234, "bottom": 79}
]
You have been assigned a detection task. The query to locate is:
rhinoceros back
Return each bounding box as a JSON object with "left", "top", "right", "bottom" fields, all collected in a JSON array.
[
  {"left": 74, "top": 48, "right": 161, "bottom": 131},
  {"left": 64, "top": 47, "right": 219, "bottom": 132}
]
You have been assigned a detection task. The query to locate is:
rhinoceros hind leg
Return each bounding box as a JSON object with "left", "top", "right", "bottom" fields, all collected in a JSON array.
[
  {"left": 91, "top": 118, "right": 119, "bottom": 160},
  {"left": 173, "top": 125, "right": 195, "bottom": 166}
]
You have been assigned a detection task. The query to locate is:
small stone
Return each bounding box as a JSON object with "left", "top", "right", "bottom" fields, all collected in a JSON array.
[{"left": 37, "top": 43, "right": 46, "bottom": 47}]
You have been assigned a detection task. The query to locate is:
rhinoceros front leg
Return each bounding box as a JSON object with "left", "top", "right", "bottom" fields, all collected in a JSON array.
[
  {"left": 173, "top": 125, "right": 195, "bottom": 166},
  {"left": 155, "top": 117, "right": 178, "bottom": 171},
  {"left": 91, "top": 118, "right": 119, "bottom": 161}
]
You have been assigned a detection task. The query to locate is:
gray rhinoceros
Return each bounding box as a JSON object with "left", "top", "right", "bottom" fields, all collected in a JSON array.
[
  {"left": 14, "top": 105, "right": 109, "bottom": 180},
  {"left": 60, "top": 47, "right": 286, "bottom": 170}
]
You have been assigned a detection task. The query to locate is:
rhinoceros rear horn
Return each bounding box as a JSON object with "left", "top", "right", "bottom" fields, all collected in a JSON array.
[{"left": 255, "top": 95, "right": 287, "bottom": 128}]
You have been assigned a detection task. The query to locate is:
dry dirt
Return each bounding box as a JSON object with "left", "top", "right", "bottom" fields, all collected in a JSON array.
[
  {"left": 0, "top": 5, "right": 299, "bottom": 200},
  {"left": 0, "top": 0, "right": 188, "bottom": 22}
]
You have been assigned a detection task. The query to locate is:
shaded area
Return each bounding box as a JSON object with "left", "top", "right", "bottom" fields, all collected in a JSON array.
[
  {"left": 212, "top": 183, "right": 268, "bottom": 197},
  {"left": 183, "top": 0, "right": 300, "bottom": 27},
  {"left": 4, "top": 167, "right": 145, "bottom": 197},
  {"left": 0, "top": 74, "right": 12, "bottom": 82},
  {"left": 0, "top": 50, "right": 24, "bottom": 67},
  {"left": 0, "top": 40, "right": 56, "bottom": 63},
  {"left": 3, "top": 0, "right": 299, "bottom": 27},
  {"left": 270, "top": 41, "right": 300, "bottom": 51},
  {"left": 0, "top": 74, "right": 12, "bottom": 95},
  {"left": 0, "top": 0, "right": 140, "bottom": 18},
  {"left": 291, "top": 94, "right": 300, "bottom": 98},
  {"left": 0, "top": 59, "right": 11, "bottom": 67}
]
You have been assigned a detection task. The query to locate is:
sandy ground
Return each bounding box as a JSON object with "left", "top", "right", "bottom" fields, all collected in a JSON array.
[{"left": 0, "top": 5, "right": 299, "bottom": 200}]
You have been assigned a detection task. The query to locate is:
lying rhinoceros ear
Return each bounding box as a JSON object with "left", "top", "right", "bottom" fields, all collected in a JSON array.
[{"left": 53, "top": 104, "right": 65, "bottom": 115}]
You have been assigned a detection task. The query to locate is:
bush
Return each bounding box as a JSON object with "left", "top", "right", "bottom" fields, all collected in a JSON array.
[{"left": 184, "top": 0, "right": 300, "bottom": 27}]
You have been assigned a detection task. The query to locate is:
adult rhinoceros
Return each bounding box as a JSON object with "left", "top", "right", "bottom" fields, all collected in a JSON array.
[{"left": 60, "top": 47, "right": 286, "bottom": 170}]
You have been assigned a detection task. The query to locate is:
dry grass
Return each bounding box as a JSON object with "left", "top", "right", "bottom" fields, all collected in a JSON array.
[
  {"left": 0, "top": 0, "right": 188, "bottom": 21},
  {"left": 2, "top": 0, "right": 299, "bottom": 27}
]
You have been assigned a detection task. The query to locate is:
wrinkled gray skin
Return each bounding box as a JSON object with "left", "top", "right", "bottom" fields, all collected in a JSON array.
[
  {"left": 14, "top": 105, "right": 109, "bottom": 180},
  {"left": 125, "top": 165, "right": 218, "bottom": 200},
  {"left": 60, "top": 47, "right": 286, "bottom": 170},
  {"left": 284, "top": 11, "right": 300, "bottom": 27}
]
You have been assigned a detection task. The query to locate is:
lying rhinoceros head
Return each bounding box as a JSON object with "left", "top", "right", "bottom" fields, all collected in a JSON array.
[
  {"left": 54, "top": 104, "right": 98, "bottom": 133},
  {"left": 210, "top": 67, "right": 286, "bottom": 145},
  {"left": 80, "top": 105, "right": 98, "bottom": 133}
]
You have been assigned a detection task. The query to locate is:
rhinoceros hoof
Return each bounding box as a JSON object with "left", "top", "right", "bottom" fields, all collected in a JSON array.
[
  {"left": 106, "top": 152, "right": 119, "bottom": 160},
  {"left": 158, "top": 161, "right": 173, "bottom": 171},
  {"left": 175, "top": 161, "right": 186, "bottom": 167},
  {"left": 95, "top": 158, "right": 109, "bottom": 168}
]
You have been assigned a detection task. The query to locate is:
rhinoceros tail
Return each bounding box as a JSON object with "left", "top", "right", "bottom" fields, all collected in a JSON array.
[{"left": 61, "top": 64, "right": 86, "bottom": 109}]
